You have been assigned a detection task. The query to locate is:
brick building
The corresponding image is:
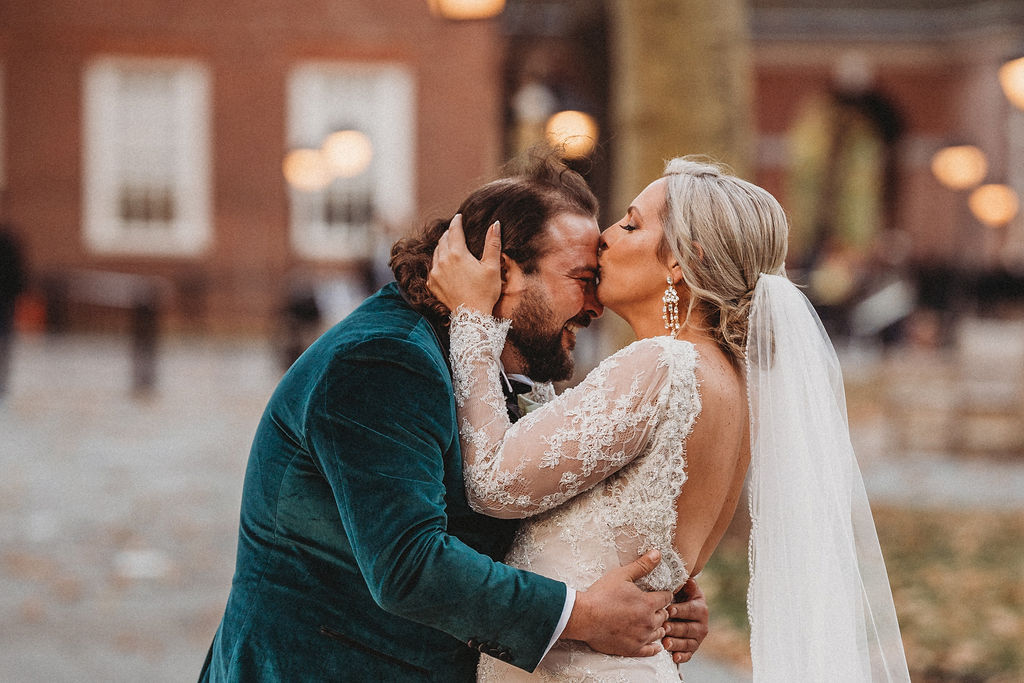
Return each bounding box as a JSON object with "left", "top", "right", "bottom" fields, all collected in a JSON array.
[
  {"left": 0, "top": 1, "right": 505, "bottom": 332},
  {"left": 3, "top": 0, "right": 1024, "bottom": 336}
]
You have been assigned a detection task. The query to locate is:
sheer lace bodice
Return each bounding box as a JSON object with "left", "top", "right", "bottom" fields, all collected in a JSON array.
[{"left": 449, "top": 308, "right": 702, "bottom": 682}]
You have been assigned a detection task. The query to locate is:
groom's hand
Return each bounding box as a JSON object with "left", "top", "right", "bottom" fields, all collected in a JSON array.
[
  {"left": 662, "top": 577, "right": 709, "bottom": 663},
  {"left": 561, "top": 549, "right": 673, "bottom": 657}
]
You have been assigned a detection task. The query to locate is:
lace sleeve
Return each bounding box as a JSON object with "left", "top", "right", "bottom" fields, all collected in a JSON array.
[{"left": 449, "top": 307, "right": 688, "bottom": 519}]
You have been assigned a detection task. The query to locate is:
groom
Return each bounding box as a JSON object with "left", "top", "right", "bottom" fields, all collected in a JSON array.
[{"left": 200, "top": 156, "right": 708, "bottom": 681}]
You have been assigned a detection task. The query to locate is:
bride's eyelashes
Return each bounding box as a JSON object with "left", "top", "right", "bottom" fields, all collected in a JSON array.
[{"left": 618, "top": 223, "right": 639, "bottom": 232}]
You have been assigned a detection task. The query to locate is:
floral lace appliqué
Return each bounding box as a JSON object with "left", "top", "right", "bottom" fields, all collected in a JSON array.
[{"left": 449, "top": 308, "right": 700, "bottom": 681}]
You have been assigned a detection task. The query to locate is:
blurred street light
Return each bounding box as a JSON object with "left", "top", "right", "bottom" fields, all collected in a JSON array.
[
  {"left": 998, "top": 56, "right": 1024, "bottom": 111},
  {"left": 283, "top": 148, "right": 332, "bottom": 192},
  {"left": 545, "top": 110, "right": 598, "bottom": 159},
  {"left": 968, "top": 183, "right": 1019, "bottom": 227},
  {"left": 427, "top": 0, "right": 505, "bottom": 20},
  {"left": 322, "top": 130, "right": 374, "bottom": 178},
  {"left": 931, "top": 145, "right": 988, "bottom": 190}
]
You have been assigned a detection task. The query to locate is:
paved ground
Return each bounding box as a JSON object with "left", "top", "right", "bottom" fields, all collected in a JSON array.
[{"left": 1, "top": 333, "right": 1020, "bottom": 682}]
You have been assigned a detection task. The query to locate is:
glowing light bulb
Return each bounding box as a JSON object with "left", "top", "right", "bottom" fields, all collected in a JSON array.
[
  {"left": 545, "top": 110, "right": 599, "bottom": 159},
  {"left": 930, "top": 145, "right": 988, "bottom": 190},
  {"left": 428, "top": 0, "right": 505, "bottom": 20},
  {"left": 999, "top": 56, "right": 1024, "bottom": 111},
  {"left": 968, "top": 183, "right": 1019, "bottom": 228},
  {"left": 322, "top": 130, "right": 374, "bottom": 179},
  {"left": 283, "top": 149, "right": 332, "bottom": 192}
]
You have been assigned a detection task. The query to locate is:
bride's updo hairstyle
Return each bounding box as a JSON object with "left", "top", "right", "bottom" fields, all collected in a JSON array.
[{"left": 659, "top": 157, "right": 788, "bottom": 363}]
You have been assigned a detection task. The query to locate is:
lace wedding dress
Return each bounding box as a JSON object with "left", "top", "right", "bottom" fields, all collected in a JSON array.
[{"left": 449, "top": 309, "right": 703, "bottom": 682}]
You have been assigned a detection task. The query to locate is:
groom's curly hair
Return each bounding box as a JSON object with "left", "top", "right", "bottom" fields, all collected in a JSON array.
[{"left": 390, "top": 149, "right": 599, "bottom": 324}]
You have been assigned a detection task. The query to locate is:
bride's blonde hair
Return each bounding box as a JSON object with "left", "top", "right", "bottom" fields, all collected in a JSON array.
[{"left": 659, "top": 156, "right": 789, "bottom": 363}]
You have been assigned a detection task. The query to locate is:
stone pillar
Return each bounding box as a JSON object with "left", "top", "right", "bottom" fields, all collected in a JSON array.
[{"left": 607, "top": 0, "right": 754, "bottom": 209}]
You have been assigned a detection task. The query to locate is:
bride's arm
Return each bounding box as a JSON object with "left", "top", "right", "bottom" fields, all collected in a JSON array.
[{"left": 450, "top": 307, "right": 674, "bottom": 518}]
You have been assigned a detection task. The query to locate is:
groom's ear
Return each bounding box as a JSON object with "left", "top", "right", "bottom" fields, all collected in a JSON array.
[
  {"left": 494, "top": 253, "right": 525, "bottom": 319},
  {"left": 498, "top": 253, "right": 527, "bottom": 299},
  {"left": 499, "top": 253, "right": 515, "bottom": 285}
]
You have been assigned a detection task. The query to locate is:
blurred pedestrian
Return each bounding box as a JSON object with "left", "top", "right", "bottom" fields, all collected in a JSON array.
[
  {"left": 275, "top": 282, "right": 322, "bottom": 372},
  {"left": 0, "top": 223, "right": 27, "bottom": 395}
]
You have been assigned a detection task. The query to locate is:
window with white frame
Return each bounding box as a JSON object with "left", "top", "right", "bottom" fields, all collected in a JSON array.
[
  {"left": 1005, "top": 107, "right": 1024, "bottom": 269},
  {"left": 286, "top": 62, "right": 415, "bottom": 260},
  {"left": 82, "top": 57, "right": 211, "bottom": 256},
  {"left": 0, "top": 66, "right": 5, "bottom": 201}
]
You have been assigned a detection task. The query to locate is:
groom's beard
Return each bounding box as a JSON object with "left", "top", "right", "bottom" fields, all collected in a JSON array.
[{"left": 506, "top": 286, "right": 590, "bottom": 383}]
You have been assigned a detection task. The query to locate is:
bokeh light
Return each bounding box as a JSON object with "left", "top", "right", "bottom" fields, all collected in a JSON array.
[
  {"left": 283, "top": 148, "right": 332, "bottom": 192},
  {"left": 930, "top": 145, "right": 988, "bottom": 190},
  {"left": 322, "top": 130, "right": 374, "bottom": 178},
  {"left": 998, "top": 56, "right": 1024, "bottom": 111},
  {"left": 544, "top": 110, "right": 598, "bottom": 159},
  {"left": 968, "top": 183, "right": 1020, "bottom": 227},
  {"left": 427, "top": 0, "right": 505, "bottom": 20}
]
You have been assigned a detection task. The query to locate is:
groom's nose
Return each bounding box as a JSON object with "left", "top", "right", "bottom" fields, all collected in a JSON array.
[{"left": 583, "top": 284, "right": 604, "bottom": 320}]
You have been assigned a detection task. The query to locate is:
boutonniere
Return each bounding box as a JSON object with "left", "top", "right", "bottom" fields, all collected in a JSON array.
[{"left": 517, "top": 393, "right": 544, "bottom": 415}]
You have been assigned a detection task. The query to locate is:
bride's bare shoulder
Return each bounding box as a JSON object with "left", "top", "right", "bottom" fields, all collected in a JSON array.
[{"left": 690, "top": 341, "right": 747, "bottom": 440}]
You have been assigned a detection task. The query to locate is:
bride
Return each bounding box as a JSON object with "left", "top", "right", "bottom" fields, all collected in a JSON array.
[{"left": 428, "top": 157, "right": 910, "bottom": 682}]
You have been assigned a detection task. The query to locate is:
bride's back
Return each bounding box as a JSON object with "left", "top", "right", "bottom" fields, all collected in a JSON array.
[{"left": 672, "top": 334, "right": 750, "bottom": 578}]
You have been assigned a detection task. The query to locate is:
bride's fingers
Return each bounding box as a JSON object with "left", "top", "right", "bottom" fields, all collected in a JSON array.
[
  {"left": 480, "top": 221, "right": 501, "bottom": 266},
  {"left": 437, "top": 226, "right": 450, "bottom": 256},
  {"left": 447, "top": 212, "right": 464, "bottom": 241}
]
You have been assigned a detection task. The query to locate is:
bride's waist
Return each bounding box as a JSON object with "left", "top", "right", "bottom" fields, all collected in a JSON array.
[{"left": 505, "top": 522, "right": 682, "bottom": 591}]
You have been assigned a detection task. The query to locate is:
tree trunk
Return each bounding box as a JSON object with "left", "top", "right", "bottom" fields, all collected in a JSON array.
[{"left": 607, "top": 0, "right": 754, "bottom": 210}]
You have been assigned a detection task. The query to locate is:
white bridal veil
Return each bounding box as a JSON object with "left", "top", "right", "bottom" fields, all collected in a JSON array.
[{"left": 745, "top": 274, "right": 911, "bottom": 682}]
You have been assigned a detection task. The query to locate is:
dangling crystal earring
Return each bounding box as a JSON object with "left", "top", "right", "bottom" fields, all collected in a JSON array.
[{"left": 662, "top": 276, "right": 680, "bottom": 336}]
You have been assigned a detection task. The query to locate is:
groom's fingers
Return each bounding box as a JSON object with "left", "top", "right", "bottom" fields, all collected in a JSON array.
[
  {"left": 633, "top": 641, "right": 664, "bottom": 658},
  {"left": 664, "top": 619, "right": 706, "bottom": 640},
  {"left": 622, "top": 548, "right": 661, "bottom": 582},
  {"left": 663, "top": 638, "right": 699, "bottom": 663},
  {"left": 667, "top": 599, "right": 708, "bottom": 624}
]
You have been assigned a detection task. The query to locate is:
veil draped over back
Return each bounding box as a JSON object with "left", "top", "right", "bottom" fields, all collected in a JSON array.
[{"left": 745, "top": 274, "right": 910, "bottom": 682}]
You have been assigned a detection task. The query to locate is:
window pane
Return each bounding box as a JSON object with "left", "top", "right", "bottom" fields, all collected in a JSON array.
[{"left": 82, "top": 58, "right": 211, "bottom": 256}]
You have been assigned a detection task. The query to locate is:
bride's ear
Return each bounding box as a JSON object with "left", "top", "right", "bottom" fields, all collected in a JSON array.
[{"left": 666, "top": 259, "right": 684, "bottom": 286}]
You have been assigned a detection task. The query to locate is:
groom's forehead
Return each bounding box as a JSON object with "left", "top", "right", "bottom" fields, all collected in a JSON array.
[{"left": 534, "top": 212, "right": 600, "bottom": 271}]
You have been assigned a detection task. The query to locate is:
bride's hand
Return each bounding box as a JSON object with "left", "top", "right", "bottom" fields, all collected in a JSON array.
[{"left": 427, "top": 214, "right": 502, "bottom": 315}]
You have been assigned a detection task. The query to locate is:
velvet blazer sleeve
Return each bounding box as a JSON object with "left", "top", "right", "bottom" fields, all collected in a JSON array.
[{"left": 304, "top": 328, "right": 566, "bottom": 672}]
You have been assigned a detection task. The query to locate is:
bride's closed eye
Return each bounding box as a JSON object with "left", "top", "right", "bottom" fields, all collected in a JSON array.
[{"left": 618, "top": 223, "right": 639, "bottom": 232}]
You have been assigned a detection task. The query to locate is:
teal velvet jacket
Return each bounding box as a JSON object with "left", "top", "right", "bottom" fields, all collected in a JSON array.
[{"left": 200, "top": 283, "right": 566, "bottom": 681}]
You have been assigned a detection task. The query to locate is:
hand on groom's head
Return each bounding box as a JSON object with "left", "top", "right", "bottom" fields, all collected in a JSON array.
[{"left": 427, "top": 213, "right": 503, "bottom": 315}]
